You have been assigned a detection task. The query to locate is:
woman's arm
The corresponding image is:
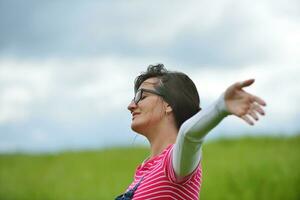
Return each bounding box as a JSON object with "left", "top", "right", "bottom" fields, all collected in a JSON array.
[
  {"left": 172, "top": 93, "right": 228, "bottom": 179},
  {"left": 172, "top": 79, "right": 266, "bottom": 179}
]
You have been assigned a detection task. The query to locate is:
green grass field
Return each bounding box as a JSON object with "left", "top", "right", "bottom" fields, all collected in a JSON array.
[{"left": 0, "top": 136, "right": 299, "bottom": 200}]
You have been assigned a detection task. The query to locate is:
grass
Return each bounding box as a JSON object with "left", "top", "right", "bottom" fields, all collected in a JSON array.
[
  {"left": 0, "top": 136, "right": 299, "bottom": 200},
  {"left": 200, "top": 136, "right": 300, "bottom": 200}
]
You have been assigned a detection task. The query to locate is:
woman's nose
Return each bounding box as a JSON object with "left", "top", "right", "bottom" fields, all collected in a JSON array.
[{"left": 127, "top": 100, "right": 137, "bottom": 111}]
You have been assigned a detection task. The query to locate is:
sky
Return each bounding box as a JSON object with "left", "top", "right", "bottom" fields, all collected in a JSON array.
[{"left": 0, "top": 0, "right": 299, "bottom": 153}]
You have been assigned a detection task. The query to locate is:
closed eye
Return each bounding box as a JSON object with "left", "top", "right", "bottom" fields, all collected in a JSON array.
[{"left": 141, "top": 96, "right": 147, "bottom": 100}]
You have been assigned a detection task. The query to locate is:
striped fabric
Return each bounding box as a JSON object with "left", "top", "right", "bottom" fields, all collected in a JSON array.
[{"left": 126, "top": 144, "right": 202, "bottom": 200}]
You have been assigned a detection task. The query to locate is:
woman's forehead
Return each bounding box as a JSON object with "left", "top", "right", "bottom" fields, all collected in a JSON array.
[{"left": 138, "top": 77, "right": 159, "bottom": 90}]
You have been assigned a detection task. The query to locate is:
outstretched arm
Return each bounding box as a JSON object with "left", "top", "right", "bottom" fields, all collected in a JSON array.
[{"left": 172, "top": 79, "right": 266, "bottom": 180}]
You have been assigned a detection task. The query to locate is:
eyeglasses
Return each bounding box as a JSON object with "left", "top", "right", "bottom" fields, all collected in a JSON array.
[{"left": 132, "top": 88, "right": 163, "bottom": 104}]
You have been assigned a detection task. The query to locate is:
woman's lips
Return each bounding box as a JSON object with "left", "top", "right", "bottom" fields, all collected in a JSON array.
[{"left": 132, "top": 113, "right": 140, "bottom": 119}]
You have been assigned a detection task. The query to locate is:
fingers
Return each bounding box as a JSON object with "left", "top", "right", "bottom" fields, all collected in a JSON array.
[
  {"left": 241, "top": 115, "right": 254, "bottom": 126},
  {"left": 252, "top": 103, "right": 265, "bottom": 115},
  {"left": 241, "top": 108, "right": 258, "bottom": 126},
  {"left": 242, "top": 110, "right": 259, "bottom": 125},
  {"left": 252, "top": 95, "right": 267, "bottom": 106},
  {"left": 248, "top": 109, "right": 259, "bottom": 121},
  {"left": 236, "top": 79, "right": 255, "bottom": 89},
  {"left": 234, "top": 79, "right": 266, "bottom": 107},
  {"left": 241, "top": 103, "right": 266, "bottom": 125}
]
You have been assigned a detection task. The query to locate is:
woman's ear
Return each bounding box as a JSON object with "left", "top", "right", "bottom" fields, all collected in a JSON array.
[{"left": 165, "top": 104, "right": 173, "bottom": 114}]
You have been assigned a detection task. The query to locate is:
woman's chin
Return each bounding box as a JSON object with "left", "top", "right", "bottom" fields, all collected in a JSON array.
[
  {"left": 131, "top": 121, "right": 146, "bottom": 134},
  {"left": 131, "top": 124, "right": 142, "bottom": 133}
]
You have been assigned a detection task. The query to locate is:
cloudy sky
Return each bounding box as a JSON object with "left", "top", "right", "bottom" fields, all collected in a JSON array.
[{"left": 0, "top": 0, "right": 299, "bottom": 153}]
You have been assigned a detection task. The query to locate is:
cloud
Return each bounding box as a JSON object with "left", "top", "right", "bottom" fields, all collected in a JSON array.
[
  {"left": 0, "top": 60, "right": 52, "bottom": 122},
  {"left": 0, "top": 57, "right": 138, "bottom": 123},
  {"left": 0, "top": 0, "right": 299, "bottom": 152},
  {"left": 0, "top": 56, "right": 299, "bottom": 152},
  {"left": 189, "top": 63, "right": 300, "bottom": 136},
  {"left": 1, "top": 0, "right": 298, "bottom": 66}
]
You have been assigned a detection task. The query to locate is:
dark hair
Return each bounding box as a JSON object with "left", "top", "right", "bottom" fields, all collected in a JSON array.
[{"left": 134, "top": 64, "right": 201, "bottom": 129}]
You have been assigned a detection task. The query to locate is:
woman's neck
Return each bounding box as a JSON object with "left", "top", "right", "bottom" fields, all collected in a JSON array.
[{"left": 146, "top": 123, "right": 178, "bottom": 159}]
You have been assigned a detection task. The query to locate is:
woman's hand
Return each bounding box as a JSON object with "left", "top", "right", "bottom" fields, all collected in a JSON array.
[{"left": 224, "top": 79, "right": 266, "bottom": 125}]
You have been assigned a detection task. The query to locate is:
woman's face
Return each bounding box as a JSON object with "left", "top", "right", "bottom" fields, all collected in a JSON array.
[{"left": 127, "top": 77, "right": 166, "bottom": 134}]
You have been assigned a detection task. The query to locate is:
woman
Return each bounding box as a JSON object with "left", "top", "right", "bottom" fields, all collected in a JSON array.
[{"left": 116, "top": 64, "right": 266, "bottom": 200}]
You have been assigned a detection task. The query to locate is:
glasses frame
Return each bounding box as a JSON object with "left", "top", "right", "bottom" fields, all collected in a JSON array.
[{"left": 133, "top": 88, "right": 163, "bottom": 104}]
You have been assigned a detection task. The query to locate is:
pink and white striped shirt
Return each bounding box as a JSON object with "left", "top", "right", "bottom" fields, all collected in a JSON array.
[
  {"left": 123, "top": 94, "right": 228, "bottom": 199},
  {"left": 127, "top": 144, "right": 202, "bottom": 200}
]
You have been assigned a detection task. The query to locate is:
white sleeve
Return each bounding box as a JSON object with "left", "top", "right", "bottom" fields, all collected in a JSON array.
[{"left": 172, "top": 93, "right": 229, "bottom": 178}]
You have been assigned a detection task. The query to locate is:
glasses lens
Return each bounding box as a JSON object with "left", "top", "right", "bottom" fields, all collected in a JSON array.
[{"left": 134, "top": 90, "right": 142, "bottom": 104}]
